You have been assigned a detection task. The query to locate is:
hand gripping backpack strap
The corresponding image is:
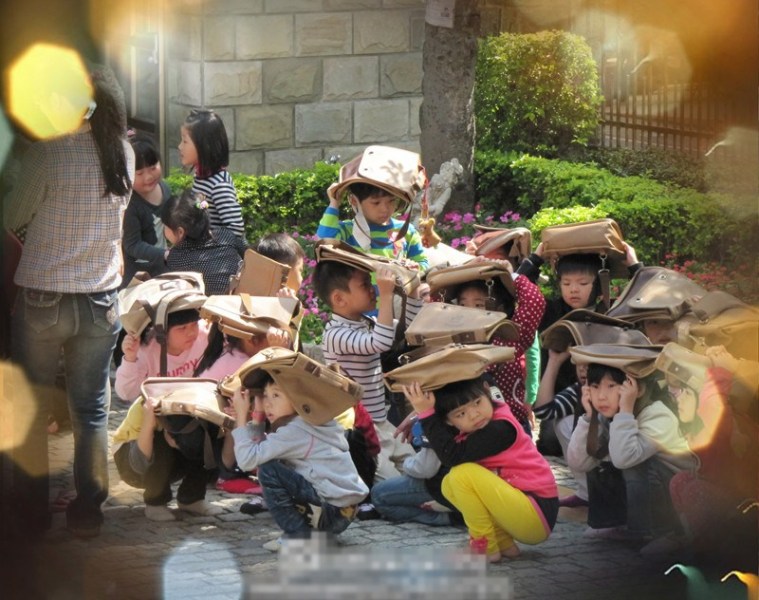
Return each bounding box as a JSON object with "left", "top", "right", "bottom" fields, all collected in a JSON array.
[{"left": 140, "top": 289, "right": 204, "bottom": 376}]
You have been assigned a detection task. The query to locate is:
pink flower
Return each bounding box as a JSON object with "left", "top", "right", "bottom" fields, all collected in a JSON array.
[{"left": 462, "top": 212, "right": 475, "bottom": 224}]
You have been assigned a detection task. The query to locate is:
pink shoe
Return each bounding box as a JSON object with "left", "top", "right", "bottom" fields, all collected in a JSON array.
[{"left": 216, "top": 478, "right": 263, "bottom": 495}]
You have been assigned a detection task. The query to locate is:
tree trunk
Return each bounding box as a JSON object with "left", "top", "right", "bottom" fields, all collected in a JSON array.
[{"left": 420, "top": 8, "right": 479, "bottom": 214}]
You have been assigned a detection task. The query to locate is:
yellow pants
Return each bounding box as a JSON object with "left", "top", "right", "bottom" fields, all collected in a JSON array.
[{"left": 442, "top": 463, "right": 549, "bottom": 554}]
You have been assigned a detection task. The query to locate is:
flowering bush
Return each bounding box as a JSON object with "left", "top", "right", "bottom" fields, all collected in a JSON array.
[
  {"left": 291, "top": 232, "right": 331, "bottom": 345},
  {"left": 661, "top": 254, "right": 759, "bottom": 304},
  {"left": 434, "top": 205, "right": 528, "bottom": 249}
]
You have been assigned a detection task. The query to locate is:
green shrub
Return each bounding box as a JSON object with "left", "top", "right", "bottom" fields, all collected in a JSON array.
[
  {"left": 474, "top": 150, "right": 758, "bottom": 269},
  {"left": 165, "top": 162, "right": 340, "bottom": 244},
  {"left": 475, "top": 30, "right": 603, "bottom": 155}
]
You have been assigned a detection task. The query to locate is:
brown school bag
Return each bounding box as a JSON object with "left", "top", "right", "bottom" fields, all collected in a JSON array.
[
  {"left": 405, "top": 301, "right": 519, "bottom": 347},
  {"left": 229, "top": 249, "right": 297, "bottom": 296},
  {"left": 541, "top": 308, "right": 652, "bottom": 352}
]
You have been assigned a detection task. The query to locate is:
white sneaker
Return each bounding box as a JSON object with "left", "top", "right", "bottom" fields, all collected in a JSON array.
[
  {"left": 263, "top": 537, "right": 283, "bottom": 552},
  {"left": 145, "top": 504, "right": 176, "bottom": 521},
  {"left": 178, "top": 500, "right": 223, "bottom": 516}
]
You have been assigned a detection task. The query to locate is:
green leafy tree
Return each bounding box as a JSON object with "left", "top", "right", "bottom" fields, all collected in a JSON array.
[{"left": 475, "top": 30, "right": 603, "bottom": 155}]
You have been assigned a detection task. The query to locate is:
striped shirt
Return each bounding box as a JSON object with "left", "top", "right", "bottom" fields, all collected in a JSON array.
[
  {"left": 8, "top": 129, "right": 134, "bottom": 293},
  {"left": 191, "top": 170, "right": 245, "bottom": 237},
  {"left": 316, "top": 206, "right": 429, "bottom": 271},
  {"left": 322, "top": 298, "right": 423, "bottom": 422},
  {"left": 534, "top": 382, "right": 582, "bottom": 421}
]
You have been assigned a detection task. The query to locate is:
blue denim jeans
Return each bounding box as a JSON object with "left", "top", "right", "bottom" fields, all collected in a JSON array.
[
  {"left": 257, "top": 461, "right": 357, "bottom": 538},
  {"left": 371, "top": 475, "right": 451, "bottom": 526},
  {"left": 11, "top": 288, "right": 120, "bottom": 532},
  {"left": 623, "top": 457, "right": 680, "bottom": 538}
]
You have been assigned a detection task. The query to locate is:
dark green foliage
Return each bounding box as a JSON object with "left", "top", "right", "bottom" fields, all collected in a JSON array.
[
  {"left": 165, "top": 162, "right": 340, "bottom": 244},
  {"left": 475, "top": 30, "right": 603, "bottom": 155},
  {"left": 475, "top": 150, "right": 757, "bottom": 269}
]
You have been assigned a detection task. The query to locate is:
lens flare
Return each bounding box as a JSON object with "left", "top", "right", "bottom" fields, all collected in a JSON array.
[{"left": 6, "top": 42, "right": 93, "bottom": 140}]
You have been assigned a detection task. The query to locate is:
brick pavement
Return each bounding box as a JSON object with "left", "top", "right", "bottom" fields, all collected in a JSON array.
[{"left": 6, "top": 402, "right": 749, "bottom": 600}]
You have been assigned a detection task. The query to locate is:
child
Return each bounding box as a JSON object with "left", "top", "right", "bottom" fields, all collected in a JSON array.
[
  {"left": 231, "top": 374, "right": 368, "bottom": 550},
  {"left": 566, "top": 353, "right": 696, "bottom": 541},
  {"left": 121, "top": 132, "right": 170, "bottom": 286},
  {"left": 115, "top": 308, "right": 210, "bottom": 402},
  {"left": 316, "top": 181, "right": 428, "bottom": 271},
  {"left": 162, "top": 190, "right": 247, "bottom": 295},
  {"left": 315, "top": 261, "right": 422, "bottom": 483},
  {"left": 256, "top": 232, "right": 306, "bottom": 294},
  {"left": 178, "top": 109, "right": 245, "bottom": 237},
  {"left": 403, "top": 377, "right": 558, "bottom": 562},
  {"left": 451, "top": 264, "right": 545, "bottom": 433},
  {"left": 112, "top": 394, "right": 223, "bottom": 521},
  {"left": 533, "top": 349, "right": 589, "bottom": 507}
]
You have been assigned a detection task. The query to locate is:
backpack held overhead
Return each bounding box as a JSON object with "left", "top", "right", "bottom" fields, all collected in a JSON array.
[
  {"left": 229, "top": 249, "right": 296, "bottom": 296},
  {"left": 219, "top": 347, "right": 364, "bottom": 426},
  {"left": 405, "top": 301, "right": 519, "bottom": 347},
  {"left": 200, "top": 294, "right": 302, "bottom": 343},
  {"left": 118, "top": 272, "right": 208, "bottom": 376},
  {"left": 541, "top": 308, "right": 651, "bottom": 351}
]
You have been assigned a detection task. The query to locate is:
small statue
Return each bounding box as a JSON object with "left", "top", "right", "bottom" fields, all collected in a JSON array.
[{"left": 415, "top": 158, "right": 463, "bottom": 248}]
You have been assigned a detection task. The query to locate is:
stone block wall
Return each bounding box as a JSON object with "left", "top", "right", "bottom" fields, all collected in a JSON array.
[{"left": 166, "top": 0, "right": 425, "bottom": 175}]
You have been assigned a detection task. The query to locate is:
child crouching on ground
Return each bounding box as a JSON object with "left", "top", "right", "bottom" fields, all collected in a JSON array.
[
  {"left": 403, "top": 377, "right": 559, "bottom": 562},
  {"left": 230, "top": 372, "right": 368, "bottom": 551}
]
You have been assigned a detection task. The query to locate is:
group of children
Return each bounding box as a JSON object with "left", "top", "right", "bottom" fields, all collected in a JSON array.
[{"left": 111, "top": 112, "right": 757, "bottom": 567}]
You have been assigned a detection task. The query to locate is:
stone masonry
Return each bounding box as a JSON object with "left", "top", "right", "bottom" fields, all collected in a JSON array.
[{"left": 166, "top": 0, "right": 425, "bottom": 176}]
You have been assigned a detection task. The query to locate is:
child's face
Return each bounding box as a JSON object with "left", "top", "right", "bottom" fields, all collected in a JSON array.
[
  {"left": 669, "top": 384, "right": 698, "bottom": 424},
  {"left": 642, "top": 318, "right": 676, "bottom": 344},
  {"left": 559, "top": 271, "right": 595, "bottom": 309},
  {"left": 457, "top": 285, "right": 488, "bottom": 309},
  {"left": 164, "top": 225, "right": 183, "bottom": 246},
  {"left": 262, "top": 382, "right": 296, "bottom": 423},
  {"left": 166, "top": 320, "right": 200, "bottom": 355},
  {"left": 341, "top": 270, "right": 377, "bottom": 315},
  {"left": 178, "top": 126, "right": 199, "bottom": 168},
  {"left": 445, "top": 394, "right": 494, "bottom": 434},
  {"left": 288, "top": 257, "right": 304, "bottom": 291},
  {"left": 588, "top": 374, "right": 622, "bottom": 418},
  {"left": 356, "top": 193, "right": 399, "bottom": 226},
  {"left": 133, "top": 162, "right": 163, "bottom": 197}
]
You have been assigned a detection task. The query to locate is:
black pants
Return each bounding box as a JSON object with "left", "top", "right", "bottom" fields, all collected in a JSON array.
[{"left": 114, "top": 431, "right": 207, "bottom": 506}]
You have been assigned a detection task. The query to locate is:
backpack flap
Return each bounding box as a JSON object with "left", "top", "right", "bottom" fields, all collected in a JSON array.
[
  {"left": 541, "top": 308, "right": 651, "bottom": 351},
  {"left": 405, "top": 302, "right": 519, "bottom": 346},
  {"left": 471, "top": 226, "right": 532, "bottom": 262},
  {"left": 384, "top": 343, "right": 515, "bottom": 392},
  {"left": 314, "top": 238, "right": 420, "bottom": 296},
  {"left": 326, "top": 145, "right": 427, "bottom": 207},
  {"left": 607, "top": 267, "right": 707, "bottom": 323},
  {"left": 654, "top": 342, "right": 713, "bottom": 392},
  {"left": 230, "top": 249, "right": 292, "bottom": 296},
  {"left": 140, "top": 377, "right": 235, "bottom": 431},
  {"left": 226, "top": 347, "right": 364, "bottom": 426},
  {"left": 425, "top": 260, "right": 516, "bottom": 302},
  {"left": 200, "top": 294, "right": 301, "bottom": 341},
  {"left": 118, "top": 271, "right": 207, "bottom": 336},
  {"left": 569, "top": 343, "right": 663, "bottom": 378},
  {"left": 540, "top": 219, "right": 628, "bottom": 278}
]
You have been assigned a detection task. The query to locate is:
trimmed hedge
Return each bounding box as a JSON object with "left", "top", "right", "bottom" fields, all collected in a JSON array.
[
  {"left": 476, "top": 150, "right": 758, "bottom": 268},
  {"left": 165, "top": 162, "right": 340, "bottom": 244}
]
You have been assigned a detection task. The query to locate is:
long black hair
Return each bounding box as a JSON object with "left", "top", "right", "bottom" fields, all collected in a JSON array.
[
  {"left": 88, "top": 64, "right": 131, "bottom": 196},
  {"left": 182, "top": 109, "right": 229, "bottom": 178}
]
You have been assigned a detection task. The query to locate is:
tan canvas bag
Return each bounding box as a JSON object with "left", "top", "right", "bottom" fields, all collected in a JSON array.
[
  {"left": 118, "top": 271, "right": 207, "bottom": 337},
  {"left": 229, "top": 249, "right": 296, "bottom": 296},
  {"left": 140, "top": 377, "right": 236, "bottom": 431},
  {"left": 219, "top": 347, "right": 363, "bottom": 426},
  {"left": 471, "top": 225, "right": 532, "bottom": 262},
  {"left": 425, "top": 259, "right": 516, "bottom": 302},
  {"left": 569, "top": 343, "right": 663, "bottom": 378},
  {"left": 405, "top": 302, "right": 519, "bottom": 346},
  {"left": 654, "top": 342, "right": 713, "bottom": 392},
  {"left": 540, "top": 218, "right": 627, "bottom": 277},
  {"left": 384, "top": 343, "right": 516, "bottom": 392},
  {"left": 606, "top": 266, "right": 707, "bottom": 323},
  {"left": 200, "top": 294, "right": 302, "bottom": 342},
  {"left": 541, "top": 308, "right": 651, "bottom": 351},
  {"left": 326, "top": 145, "right": 427, "bottom": 207},
  {"left": 314, "top": 238, "right": 421, "bottom": 296}
]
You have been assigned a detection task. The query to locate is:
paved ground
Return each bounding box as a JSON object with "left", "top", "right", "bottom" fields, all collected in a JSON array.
[{"left": 5, "top": 402, "right": 753, "bottom": 600}]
